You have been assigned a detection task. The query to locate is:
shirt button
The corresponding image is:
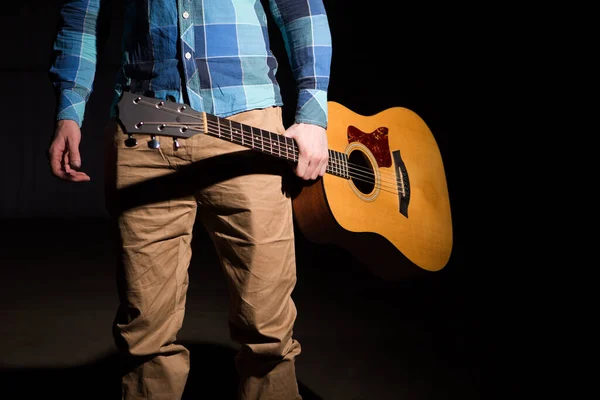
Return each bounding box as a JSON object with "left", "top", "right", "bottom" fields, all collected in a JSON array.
[
  {"left": 185, "top": 52, "right": 192, "bottom": 60},
  {"left": 183, "top": 11, "right": 189, "bottom": 19}
]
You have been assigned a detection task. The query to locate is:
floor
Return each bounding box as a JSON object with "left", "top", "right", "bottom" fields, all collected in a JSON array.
[{"left": 0, "top": 216, "right": 492, "bottom": 399}]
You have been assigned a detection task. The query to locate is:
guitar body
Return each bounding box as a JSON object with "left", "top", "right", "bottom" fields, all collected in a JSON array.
[{"left": 292, "top": 101, "right": 453, "bottom": 280}]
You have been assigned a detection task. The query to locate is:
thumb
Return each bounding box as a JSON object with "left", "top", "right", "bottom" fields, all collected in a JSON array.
[
  {"left": 68, "top": 140, "right": 82, "bottom": 170},
  {"left": 283, "top": 123, "right": 299, "bottom": 138}
]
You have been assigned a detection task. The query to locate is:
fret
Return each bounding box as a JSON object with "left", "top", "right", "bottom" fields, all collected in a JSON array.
[
  {"left": 259, "top": 127, "right": 263, "bottom": 151},
  {"left": 248, "top": 125, "right": 256, "bottom": 150},
  {"left": 227, "top": 119, "right": 233, "bottom": 142},
  {"left": 240, "top": 122, "right": 245, "bottom": 147},
  {"left": 258, "top": 128, "right": 265, "bottom": 153},
  {"left": 233, "top": 121, "right": 239, "bottom": 143},
  {"left": 276, "top": 135, "right": 283, "bottom": 159},
  {"left": 206, "top": 114, "right": 222, "bottom": 139},
  {"left": 242, "top": 124, "right": 254, "bottom": 150},
  {"left": 265, "top": 131, "right": 273, "bottom": 154},
  {"left": 270, "top": 132, "right": 276, "bottom": 157},
  {"left": 329, "top": 150, "right": 336, "bottom": 175},
  {"left": 232, "top": 120, "right": 243, "bottom": 145},
  {"left": 275, "top": 132, "right": 281, "bottom": 157},
  {"left": 287, "top": 137, "right": 295, "bottom": 161}
]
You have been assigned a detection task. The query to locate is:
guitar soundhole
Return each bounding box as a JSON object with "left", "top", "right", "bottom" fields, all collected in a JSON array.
[{"left": 348, "top": 150, "right": 375, "bottom": 194}]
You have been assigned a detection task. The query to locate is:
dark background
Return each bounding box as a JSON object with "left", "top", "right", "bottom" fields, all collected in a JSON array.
[{"left": 0, "top": 1, "right": 517, "bottom": 399}]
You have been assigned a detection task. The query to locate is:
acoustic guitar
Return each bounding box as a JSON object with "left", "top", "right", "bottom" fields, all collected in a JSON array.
[{"left": 117, "top": 91, "right": 453, "bottom": 280}]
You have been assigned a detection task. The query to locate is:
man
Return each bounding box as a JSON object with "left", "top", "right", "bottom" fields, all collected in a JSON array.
[{"left": 47, "top": 0, "right": 332, "bottom": 399}]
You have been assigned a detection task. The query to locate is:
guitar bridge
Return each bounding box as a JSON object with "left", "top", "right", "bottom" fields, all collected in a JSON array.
[{"left": 393, "top": 150, "right": 410, "bottom": 217}]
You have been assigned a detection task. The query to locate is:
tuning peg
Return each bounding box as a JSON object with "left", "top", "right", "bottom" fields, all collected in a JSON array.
[
  {"left": 173, "top": 138, "right": 180, "bottom": 151},
  {"left": 125, "top": 134, "right": 137, "bottom": 147},
  {"left": 148, "top": 135, "right": 160, "bottom": 149}
]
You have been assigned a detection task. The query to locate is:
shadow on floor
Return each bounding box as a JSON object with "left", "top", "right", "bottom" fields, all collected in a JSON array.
[{"left": 0, "top": 341, "right": 324, "bottom": 399}]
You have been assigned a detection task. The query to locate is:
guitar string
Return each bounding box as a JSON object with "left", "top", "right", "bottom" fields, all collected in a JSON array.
[
  {"left": 131, "top": 101, "right": 404, "bottom": 194},
  {"left": 202, "top": 119, "right": 400, "bottom": 184},
  {"left": 207, "top": 122, "right": 401, "bottom": 193},
  {"left": 147, "top": 121, "right": 403, "bottom": 196},
  {"left": 141, "top": 117, "right": 403, "bottom": 195},
  {"left": 207, "top": 118, "right": 408, "bottom": 193},
  {"left": 129, "top": 100, "right": 405, "bottom": 195},
  {"left": 131, "top": 100, "right": 403, "bottom": 189}
]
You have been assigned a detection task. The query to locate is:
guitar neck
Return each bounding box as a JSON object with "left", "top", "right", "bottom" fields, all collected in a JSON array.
[
  {"left": 205, "top": 113, "right": 349, "bottom": 178},
  {"left": 117, "top": 91, "right": 349, "bottom": 179}
]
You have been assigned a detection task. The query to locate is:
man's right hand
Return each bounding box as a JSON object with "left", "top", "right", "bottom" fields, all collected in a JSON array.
[{"left": 48, "top": 119, "right": 91, "bottom": 182}]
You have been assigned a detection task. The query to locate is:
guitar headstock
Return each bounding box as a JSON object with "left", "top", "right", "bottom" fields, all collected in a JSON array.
[{"left": 116, "top": 91, "right": 205, "bottom": 139}]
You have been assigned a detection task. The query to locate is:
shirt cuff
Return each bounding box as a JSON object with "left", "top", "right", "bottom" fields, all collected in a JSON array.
[
  {"left": 295, "top": 89, "right": 328, "bottom": 129},
  {"left": 56, "top": 90, "right": 87, "bottom": 127}
]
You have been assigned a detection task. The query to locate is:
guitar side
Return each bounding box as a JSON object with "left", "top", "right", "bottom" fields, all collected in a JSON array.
[{"left": 292, "top": 101, "right": 453, "bottom": 280}]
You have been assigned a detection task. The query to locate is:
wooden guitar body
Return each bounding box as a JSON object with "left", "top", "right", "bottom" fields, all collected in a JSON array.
[{"left": 292, "top": 102, "right": 453, "bottom": 280}]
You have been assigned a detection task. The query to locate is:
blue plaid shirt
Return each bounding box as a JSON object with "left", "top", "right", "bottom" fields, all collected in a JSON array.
[{"left": 49, "top": 0, "right": 332, "bottom": 129}]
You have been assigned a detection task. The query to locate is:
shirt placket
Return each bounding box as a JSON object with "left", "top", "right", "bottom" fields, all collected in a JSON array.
[{"left": 177, "top": 0, "right": 198, "bottom": 108}]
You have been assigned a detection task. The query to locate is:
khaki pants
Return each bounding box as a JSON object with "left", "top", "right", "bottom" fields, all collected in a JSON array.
[{"left": 105, "top": 106, "right": 301, "bottom": 400}]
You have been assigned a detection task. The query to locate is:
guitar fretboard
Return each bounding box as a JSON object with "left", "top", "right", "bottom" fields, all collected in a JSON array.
[{"left": 206, "top": 114, "right": 350, "bottom": 179}]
